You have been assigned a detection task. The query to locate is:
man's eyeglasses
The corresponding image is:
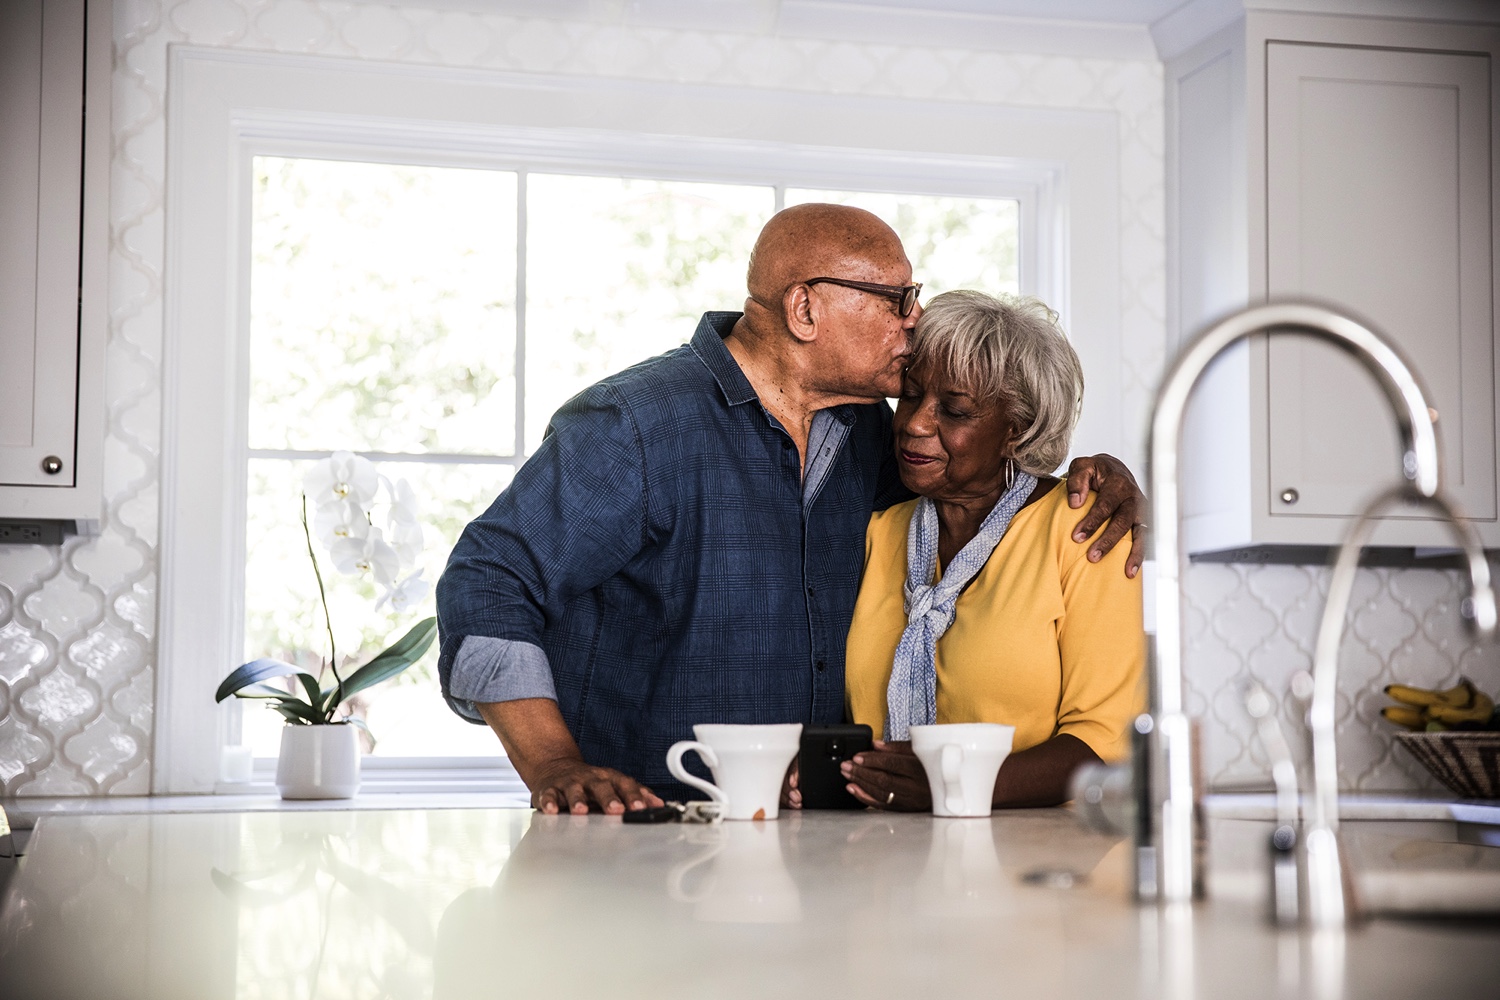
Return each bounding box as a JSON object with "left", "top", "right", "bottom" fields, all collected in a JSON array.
[{"left": 804, "top": 277, "right": 923, "bottom": 318}]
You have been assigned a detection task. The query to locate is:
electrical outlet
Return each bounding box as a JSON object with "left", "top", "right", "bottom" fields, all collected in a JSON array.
[{"left": 0, "top": 520, "right": 67, "bottom": 545}]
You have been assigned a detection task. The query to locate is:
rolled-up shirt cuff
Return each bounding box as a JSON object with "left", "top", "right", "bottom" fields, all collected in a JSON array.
[{"left": 449, "top": 636, "right": 558, "bottom": 720}]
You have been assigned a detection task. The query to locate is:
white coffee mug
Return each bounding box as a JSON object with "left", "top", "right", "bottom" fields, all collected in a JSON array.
[
  {"left": 910, "top": 723, "right": 1014, "bottom": 818},
  {"left": 666, "top": 723, "right": 802, "bottom": 820}
]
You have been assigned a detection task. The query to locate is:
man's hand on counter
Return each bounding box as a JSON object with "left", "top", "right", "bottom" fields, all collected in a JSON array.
[
  {"left": 475, "top": 698, "right": 664, "bottom": 815},
  {"left": 528, "top": 759, "right": 664, "bottom": 816}
]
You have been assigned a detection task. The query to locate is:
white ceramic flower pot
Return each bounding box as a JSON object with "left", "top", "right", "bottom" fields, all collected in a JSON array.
[{"left": 276, "top": 724, "right": 361, "bottom": 800}]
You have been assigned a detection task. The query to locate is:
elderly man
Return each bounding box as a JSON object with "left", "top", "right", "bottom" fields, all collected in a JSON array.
[{"left": 437, "top": 204, "right": 1143, "bottom": 812}]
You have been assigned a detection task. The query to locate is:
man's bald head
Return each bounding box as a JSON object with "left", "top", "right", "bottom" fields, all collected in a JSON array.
[
  {"left": 746, "top": 203, "right": 907, "bottom": 310},
  {"left": 728, "top": 203, "right": 918, "bottom": 403}
]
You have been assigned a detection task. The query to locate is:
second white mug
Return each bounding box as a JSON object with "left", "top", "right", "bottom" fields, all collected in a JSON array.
[
  {"left": 910, "top": 723, "right": 1014, "bottom": 817},
  {"left": 666, "top": 723, "right": 802, "bottom": 820}
]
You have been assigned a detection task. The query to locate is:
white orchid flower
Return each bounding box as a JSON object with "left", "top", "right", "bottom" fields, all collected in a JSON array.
[
  {"left": 313, "top": 498, "right": 370, "bottom": 549},
  {"left": 303, "top": 451, "right": 379, "bottom": 510},
  {"left": 386, "top": 478, "right": 425, "bottom": 567},
  {"left": 330, "top": 526, "right": 401, "bottom": 586},
  {"left": 376, "top": 568, "right": 430, "bottom": 613}
]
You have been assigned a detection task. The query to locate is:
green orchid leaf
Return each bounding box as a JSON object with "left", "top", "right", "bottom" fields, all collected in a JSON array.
[
  {"left": 272, "top": 700, "right": 320, "bottom": 725},
  {"left": 217, "top": 658, "right": 321, "bottom": 706},
  {"left": 297, "top": 672, "right": 325, "bottom": 716},
  {"left": 331, "top": 617, "right": 437, "bottom": 706},
  {"left": 345, "top": 715, "right": 376, "bottom": 751},
  {"left": 234, "top": 681, "right": 298, "bottom": 699}
]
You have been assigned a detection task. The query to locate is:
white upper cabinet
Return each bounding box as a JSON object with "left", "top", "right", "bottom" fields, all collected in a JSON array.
[
  {"left": 1265, "top": 44, "right": 1494, "bottom": 525},
  {"left": 0, "top": 0, "right": 108, "bottom": 520},
  {"left": 1165, "top": 9, "right": 1500, "bottom": 553}
]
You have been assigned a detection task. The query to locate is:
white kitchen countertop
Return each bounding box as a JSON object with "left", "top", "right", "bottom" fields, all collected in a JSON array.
[{"left": 1, "top": 806, "right": 1498, "bottom": 999}]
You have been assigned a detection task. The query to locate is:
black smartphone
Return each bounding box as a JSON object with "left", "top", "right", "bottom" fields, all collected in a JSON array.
[{"left": 798, "top": 724, "right": 873, "bottom": 810}]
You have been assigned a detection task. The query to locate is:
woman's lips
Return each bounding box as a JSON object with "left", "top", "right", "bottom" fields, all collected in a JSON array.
[{"left": 900, "top": 449, "right": 938, "bottom": 466}]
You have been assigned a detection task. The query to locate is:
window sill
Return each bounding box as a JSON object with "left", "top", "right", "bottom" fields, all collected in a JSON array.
[
  {"left": 215, "top": 755, "right": 531, "bottom": 798},
  {"left": 2, "top": 760, "right": 532, "bottom": 829}
]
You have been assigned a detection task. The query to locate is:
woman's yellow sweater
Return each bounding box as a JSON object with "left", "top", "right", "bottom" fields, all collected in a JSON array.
[{"left": 845, "top": 482, "right": 1145, "bottom": 762}]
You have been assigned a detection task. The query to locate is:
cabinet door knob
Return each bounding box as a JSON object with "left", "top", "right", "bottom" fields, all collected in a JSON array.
[
  {"left": 41, "top": 455, "right": 63, "bottom": 475},
  {"left": 1279, "top": 488, "right": 1299, "bottom": 505}
]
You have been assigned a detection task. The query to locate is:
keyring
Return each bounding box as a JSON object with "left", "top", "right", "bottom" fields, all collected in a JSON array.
[{"left": 681, "top": 801, "right": 722, "bottom": 824}]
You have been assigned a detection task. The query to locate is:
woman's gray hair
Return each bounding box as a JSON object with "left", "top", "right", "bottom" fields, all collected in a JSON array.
[{"left": 910, "top": 289, "right": 1084, "bottom": 475}]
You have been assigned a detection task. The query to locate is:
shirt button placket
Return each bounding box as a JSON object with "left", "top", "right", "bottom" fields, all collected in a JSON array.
[{"left": 806, "top": 579, "right": 828, "bottom": 711}]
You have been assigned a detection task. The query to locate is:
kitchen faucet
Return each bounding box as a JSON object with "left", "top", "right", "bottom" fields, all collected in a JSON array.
[
  {"left": 1300, "top": 485, "right": 1495, "bottom": 925},
  {"left": 1141, "top": 302, "right": 1442, "bottom": 905},
  {"left": 1244, "top": 682, "right": 1300, "bottom": 925}
]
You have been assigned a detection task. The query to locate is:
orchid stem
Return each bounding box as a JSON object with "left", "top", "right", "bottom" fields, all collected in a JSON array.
[{"left": 302, "top": 494, "right": 343, "bottom": 721}]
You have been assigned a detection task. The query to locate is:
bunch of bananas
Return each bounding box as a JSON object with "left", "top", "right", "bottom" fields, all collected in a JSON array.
[{"left": 1380, "top": 678, "right": 1499, "bottom": 732}]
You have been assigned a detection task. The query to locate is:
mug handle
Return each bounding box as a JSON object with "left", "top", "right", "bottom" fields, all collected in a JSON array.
[
  {"left": 940, "top": 743, "right": 965, "bottom": 815},
  {"left": 667, "top": 740, "right": 729, "bottom": 812}
]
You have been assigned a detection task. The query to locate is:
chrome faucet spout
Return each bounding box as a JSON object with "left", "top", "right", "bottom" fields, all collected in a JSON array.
[
  {"left": 1302, "top": 485, "right": 1496, "bottom": 926},
  {"left": 1142, "top": 302, "right": 1441, "bottom": 905}
]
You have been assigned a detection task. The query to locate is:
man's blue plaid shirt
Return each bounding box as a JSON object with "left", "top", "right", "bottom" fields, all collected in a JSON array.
[{"left": 437, "top": 312, "right": 907, "bottom": 799}]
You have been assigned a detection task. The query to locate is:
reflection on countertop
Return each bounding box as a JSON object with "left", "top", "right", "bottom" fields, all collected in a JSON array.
[{"left": 0, "top": 807, "right": 1496, "bottom": 999}]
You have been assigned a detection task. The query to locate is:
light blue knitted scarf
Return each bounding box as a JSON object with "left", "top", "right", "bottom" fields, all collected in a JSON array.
[{"left": 884, "top": 469, "right": 1038, "bottom": 741}]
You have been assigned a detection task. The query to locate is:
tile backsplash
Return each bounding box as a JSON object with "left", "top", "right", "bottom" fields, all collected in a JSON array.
[
  {"left": 3, "top": 0, "right": 1489, "bottom": 798},
  {"left": 1186, "top": 561, "right": 1498, "bottom": 794}
]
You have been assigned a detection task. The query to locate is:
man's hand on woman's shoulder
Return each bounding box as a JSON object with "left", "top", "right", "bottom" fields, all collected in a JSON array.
[{"left": 1063, "top": 454, "right": 1147, "bottom": 578}]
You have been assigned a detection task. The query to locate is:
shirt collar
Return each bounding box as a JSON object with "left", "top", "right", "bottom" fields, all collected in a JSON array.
[
  {"left": 691, "top": 312, "right": 759, "bottom": 407},
  {"left": 689, "top": 310, "right": 860, "bottom": 427}
]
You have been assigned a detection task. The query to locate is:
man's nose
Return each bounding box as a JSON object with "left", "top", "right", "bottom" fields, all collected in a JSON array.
[{"left": 905, "top": 299, "right": 923, "bottom": 326}]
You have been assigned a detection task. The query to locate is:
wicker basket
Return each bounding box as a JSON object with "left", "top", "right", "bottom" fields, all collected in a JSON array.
[{"left": 1394, "top": 731, "right": 1500, "bottom": 800}]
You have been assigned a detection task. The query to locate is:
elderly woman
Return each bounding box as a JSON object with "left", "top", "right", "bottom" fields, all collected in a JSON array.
[{"left": 841, "top": 290, "right": 1144, "bottom": 811}]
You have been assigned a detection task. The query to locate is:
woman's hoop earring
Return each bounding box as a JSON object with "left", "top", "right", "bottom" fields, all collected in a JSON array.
[{"left": 1003, "top": 457, "right": 1016, "bottom": 492}]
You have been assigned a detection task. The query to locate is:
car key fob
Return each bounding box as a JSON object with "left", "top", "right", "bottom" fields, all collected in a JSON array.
[{"left": 621, "top": 803, "right": 683, "bottom": 824}]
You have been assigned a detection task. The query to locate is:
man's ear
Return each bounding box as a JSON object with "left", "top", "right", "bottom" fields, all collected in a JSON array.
[{"left": 784, "top": 284, "right": 818, "bottom": 344}]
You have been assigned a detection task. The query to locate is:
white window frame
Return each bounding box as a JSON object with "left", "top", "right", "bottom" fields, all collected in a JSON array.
[{"left": 158, "top": 48, "right": 1124, "bottom": 794}]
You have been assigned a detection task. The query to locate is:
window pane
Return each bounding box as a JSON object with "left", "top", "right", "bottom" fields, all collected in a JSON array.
[
  {"left": 250, "top": 157, "right": 518, "bottom": 455},
  {"left": 784, "top": 189, "right": 1019, "bottom": 298},
  {"left": 524, "top": 175, "right": 775, "bottom": 453},
  {"left": 243, "top": 458, "right": 513, "bottom": 758}
]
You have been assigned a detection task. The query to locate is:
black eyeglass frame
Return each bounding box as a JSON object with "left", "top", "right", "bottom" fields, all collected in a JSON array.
[{"left": 803, "top": 277, "right": 923, "bottom": 317}]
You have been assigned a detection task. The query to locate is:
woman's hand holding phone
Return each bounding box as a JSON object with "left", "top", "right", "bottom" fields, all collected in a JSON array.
[{"left": 841, "top": 740, "right": 933, "bottom": 812}]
